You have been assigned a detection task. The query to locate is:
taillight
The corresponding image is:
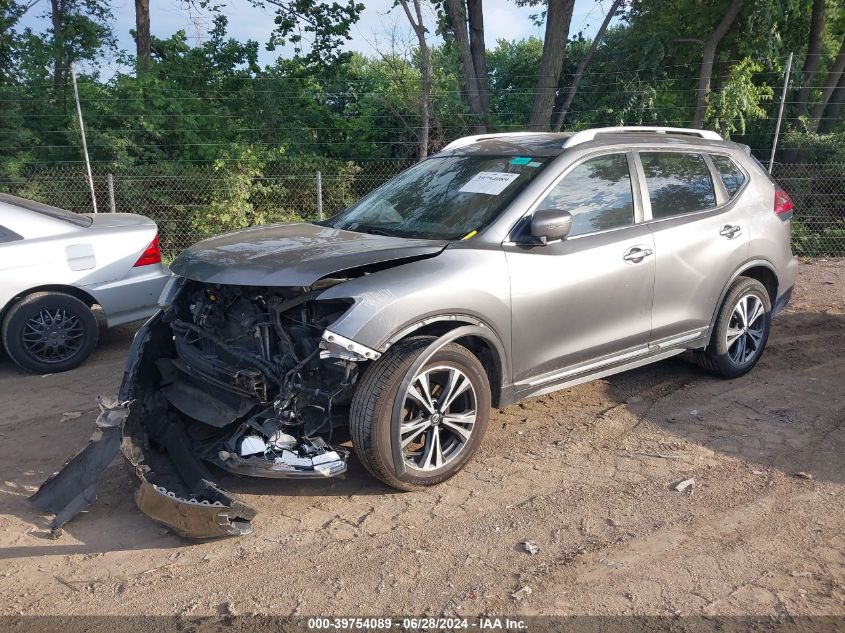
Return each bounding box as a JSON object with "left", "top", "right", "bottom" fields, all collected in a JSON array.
[
  {"left": 134, "top": 234, "right": 161, "bottom": 266},
  {"left": 774, "top": 188, "right": 794, "bottom": 216}
]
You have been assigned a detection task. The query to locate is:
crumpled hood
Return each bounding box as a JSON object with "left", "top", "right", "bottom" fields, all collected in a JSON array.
[{"left": 170, "top": 222, "right": 448, "bottom": 286}]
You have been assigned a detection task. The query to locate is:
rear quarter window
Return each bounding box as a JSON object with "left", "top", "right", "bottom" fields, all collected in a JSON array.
[
  {"left": 640, "top": 152, "right": 716, "bottom": 219},
  {"left": 711, "top": 155, "right": 747, "bottom": 197},
  {"left": 0, "top": 225, "right": 23, "bottom": 243}
]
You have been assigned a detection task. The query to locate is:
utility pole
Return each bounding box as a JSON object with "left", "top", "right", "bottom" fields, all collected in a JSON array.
[
  {"left": 107, "top": 172, "right": 116, "bottom": 213},
  {"left": 316, "top": 170, "right": 323, "bottom": 220},
  {"left": 70, "top": 63, "right": 98, "bottom": 213},
  {"left": 769, "top": 52, "right": 793, "bottom": 174}
]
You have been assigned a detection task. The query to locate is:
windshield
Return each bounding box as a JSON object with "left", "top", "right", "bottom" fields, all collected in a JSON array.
[{"left": 329, "top": 155, "right": 551, "bottom": 240}]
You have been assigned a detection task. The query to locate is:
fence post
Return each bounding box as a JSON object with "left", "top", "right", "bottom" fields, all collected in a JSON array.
[
  {"left": 107, "top": 172, "right": 116, "bottom": 213},
  {"left": 70, "top": 63, "right": 98, "bottom": 213},
  {"left": 316, "top": 170, "right": 323, "bottom": 220},
  {"left": 769, "top": 51, "right": 793, "bottom": 174}
]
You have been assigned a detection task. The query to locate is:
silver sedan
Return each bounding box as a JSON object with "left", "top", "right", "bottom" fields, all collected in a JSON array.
[{"left": 0, "top": 193, "right": 171, "bottom": 373}]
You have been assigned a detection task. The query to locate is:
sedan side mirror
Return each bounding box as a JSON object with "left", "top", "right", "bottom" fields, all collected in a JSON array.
[{"left": 530, "top": 209, "right": 573, "bottom": 244}]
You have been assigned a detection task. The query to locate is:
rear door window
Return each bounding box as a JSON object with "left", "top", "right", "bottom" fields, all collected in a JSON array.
[
  {"left": 535, "top": 153, "right": 634, "bottom": 237},
  {"left": 711, "top": 155, "right": 746, "bottom": 197},
  {"left": 640, "top": 152, "right": 716, "bottom": 219}
]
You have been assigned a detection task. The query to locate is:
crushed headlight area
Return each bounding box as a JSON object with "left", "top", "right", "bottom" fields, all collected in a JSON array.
[{"left": 30, "top": 279, "right": 365, "bottom": 539}]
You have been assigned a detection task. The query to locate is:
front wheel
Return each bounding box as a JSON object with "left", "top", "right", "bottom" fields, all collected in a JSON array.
[
  {"left": 350, "top": 337, "right": 491, "bottom": 491},
  {"left": 694, "top": 277, "right": 772, "bottom": 378}
]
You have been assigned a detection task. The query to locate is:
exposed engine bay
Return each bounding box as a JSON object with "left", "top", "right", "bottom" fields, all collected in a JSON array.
[
  {"left": 158, "top": 280, "right": 357, "bottom": 478},
  {"left": 32, "top": 278, "right": 368, "bottom": 539}
]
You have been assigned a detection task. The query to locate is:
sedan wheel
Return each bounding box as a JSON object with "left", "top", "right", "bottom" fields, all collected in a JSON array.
[
  {"left": 2, "top": 292, "right": 99, "bottom": 373},
  {"left": 22, "top": 306, "right": 86, "bottom": 364}
]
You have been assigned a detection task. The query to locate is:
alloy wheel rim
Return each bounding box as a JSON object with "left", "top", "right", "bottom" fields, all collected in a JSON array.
[
  {"left": 22, "top": 308, "right": 85, "bottom": 363},
  {"left": 726, "top": 293, "right": 766, "bottom": 365},
  {"left": 400, "top": 364, "right": 477, "bottom": 472}
]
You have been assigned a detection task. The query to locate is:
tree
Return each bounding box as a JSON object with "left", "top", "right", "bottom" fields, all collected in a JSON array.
[
  {"left": 691, "top": 0, "right": 744, "bottom": 128},
  {"left": 397, "top": 0, "right": 432, "bottom": 158},
  {"left": 45, "top": 0, "right": 115, "bottom": 94},
  {"left": 262, "top": 0, "right": 365, "bottom": 67},
  {"left": 441, "top": 0, "right": 488, "bottom": 132},
  {"left": 704, "top": 57, "right": 772, "bottom": 137},
  {"left": 810, "top": 36, "right": 845, "bottom": 130},
  {"left": 135, "top": 0, "right": 150, "bottom": 73},
  {"left": 795, "top": 0, "right": 826, "bottom": 117},
  {"left": 551, "top": 0, "right": 623, "bottom": 131},
  {"left": 527, "top": 0, "right": 574, "bottom": 131},
  {"left": 818, "top": 70, "right": 844, "bottom": 133},
  {"left": 0, "top": 0, "right": 38, "bottom": 81}
]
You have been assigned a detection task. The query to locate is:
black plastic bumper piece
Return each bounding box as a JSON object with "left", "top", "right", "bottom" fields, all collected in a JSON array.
[{"left": 29, "top": 398, "right": 257, "bottom": 540}]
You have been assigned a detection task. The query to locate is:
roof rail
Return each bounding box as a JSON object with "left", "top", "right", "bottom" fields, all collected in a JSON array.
[
  {"left": 563, "top": 126, "right": 722, "bottom": 149},
  {"left": 442, "top": 131, "right": 551, "bottom": 151}
]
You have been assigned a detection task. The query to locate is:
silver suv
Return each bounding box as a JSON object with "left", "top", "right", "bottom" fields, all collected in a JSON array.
[{"left": 34, "top": 127, "right": 798, "bottom": 538}]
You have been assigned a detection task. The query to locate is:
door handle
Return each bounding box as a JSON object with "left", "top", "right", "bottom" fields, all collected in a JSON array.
[
  {"left": 622, "top": 246, "right": 653, "bottom": 263},
  {"left": 719, "top": 224, "right": 742, "bottom": 239}
]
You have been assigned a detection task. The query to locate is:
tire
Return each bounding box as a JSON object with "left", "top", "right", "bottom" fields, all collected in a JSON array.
[
  {"left": 350, "top": 336, "right": 491, "bottom": 491},
  {"left": 694, "top": 277, "right": 772, "bottom": 379},
  {"left": 2, "top": 291, "right": 98, "bottom": 373}
]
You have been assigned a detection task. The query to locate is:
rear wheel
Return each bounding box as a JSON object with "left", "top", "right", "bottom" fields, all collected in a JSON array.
[
  {"left": 350, "top": 337, "right": 491, "bottom": 491},
  {"left": 2, "top": 292, "right": 98, "bottom": 373},
  {"left": 694, "top": 277, "right": 771, "bottom": 378}
]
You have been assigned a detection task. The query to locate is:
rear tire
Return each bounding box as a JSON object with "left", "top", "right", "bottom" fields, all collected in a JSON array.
[
  {"left": 2, "top": 291, "right": 98, "bottom": 373},
  {"left": 350, "top": 336, "right": 491, "bottom": 491},
  {"left": 694, "top": 277, "right": 771, "bottom": 378}
]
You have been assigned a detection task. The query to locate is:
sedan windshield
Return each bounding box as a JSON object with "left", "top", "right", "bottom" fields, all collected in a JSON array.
[{"left": 329, "top": 155, "right": 551, "bottom": 240}]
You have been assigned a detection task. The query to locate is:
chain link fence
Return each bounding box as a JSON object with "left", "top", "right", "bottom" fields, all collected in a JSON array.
[
  {"left": 770, "top": 163, "right": 845, "bottom": 257},
  {"left": 1, "top": 160, "right": 842, "bottom": 259}
]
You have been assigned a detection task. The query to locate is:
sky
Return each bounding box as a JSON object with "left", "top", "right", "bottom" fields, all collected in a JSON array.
[{"left": 19, "top": 0, "right": 621, "bottom": 75}]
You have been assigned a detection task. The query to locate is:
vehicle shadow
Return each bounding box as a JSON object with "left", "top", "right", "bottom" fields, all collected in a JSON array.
[
  {"left": 597, "top": 309, "right": 845, "bottom": 486},
  {"left": 1, "top": 310, "right": 841, "bottom": 558}
]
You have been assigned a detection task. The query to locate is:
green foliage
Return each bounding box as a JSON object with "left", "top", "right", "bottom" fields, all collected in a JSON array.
[
  {"left": 488, "top": 38, "right": 543, "bottom": 127},
  {"left": 781, "top": 130, "right": 845, "bottom": 162},
  {"left": 705, "top": 58, "right": 773, "bottom": 138},
  {"left": 192, "top": 145, "right": 275, "bottom": 238},
  {"left": 0, "top": 0, "right": 843, "bottom": 255},
  {"left": 791, "top": 221, "right": 845, "bottom": 257},
  {"left": 265, "top": 0, "right": 365, "bottom": 67}
]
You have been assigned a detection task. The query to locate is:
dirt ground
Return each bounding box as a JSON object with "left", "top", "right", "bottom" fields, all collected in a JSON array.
[{"left": 0, "top": 260, "right": 843, "bottom": 619}]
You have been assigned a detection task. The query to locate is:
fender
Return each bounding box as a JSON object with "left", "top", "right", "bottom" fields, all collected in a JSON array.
[
  {"left": 388, "top": 325, "right": 507, "bottom": 479},
  {"left": 706, "top": 257, "right": 779, "bottom": 338},
  {"left": 382, "top": 312, "right": 511, "bottom": 391}
]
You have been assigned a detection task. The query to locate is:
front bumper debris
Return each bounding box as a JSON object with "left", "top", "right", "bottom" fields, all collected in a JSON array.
[
  {"left": 133, "top": 481, "right": 253, "bottom": 539},
  {"left": 30, "top": 397, "right": 257, "bottom": 539},
  {"left": 29, "top": 398, "right": 127, "bottom": 535}
]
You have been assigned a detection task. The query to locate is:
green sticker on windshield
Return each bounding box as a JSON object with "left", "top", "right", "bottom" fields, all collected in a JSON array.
[{"left": 510, "top": 156, "right": 532, "bottom": 165}]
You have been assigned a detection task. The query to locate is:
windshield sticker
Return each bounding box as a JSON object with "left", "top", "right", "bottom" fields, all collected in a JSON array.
[
  {"left": 459, "top": 171, "right": 521, "bottom": 195},
  {"left": 510, "top": 156, "right": 532, "bottom": 165},
  {"left": 527, "top": 161, "right": 543, "bottom": 167}
]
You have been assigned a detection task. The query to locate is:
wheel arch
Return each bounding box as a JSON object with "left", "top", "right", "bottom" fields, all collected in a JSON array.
[
  {"left": 384, "top": 317, "right": 512, "bottom": 409},
  {"left": 1, "top": 284, "right": 98, "bottom": 324},
  {"left": 707, "top": 259, "right": 779, "bottom": 336}
]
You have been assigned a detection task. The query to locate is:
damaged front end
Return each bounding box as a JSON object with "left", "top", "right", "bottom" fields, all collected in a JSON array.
[{"left": 31, "top": 276, "right": 369, "bottom": 539}]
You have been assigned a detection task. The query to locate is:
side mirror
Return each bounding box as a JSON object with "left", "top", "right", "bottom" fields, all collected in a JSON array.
[{"left": 530, "top": 209, "right": 573, "bottom": 244}]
